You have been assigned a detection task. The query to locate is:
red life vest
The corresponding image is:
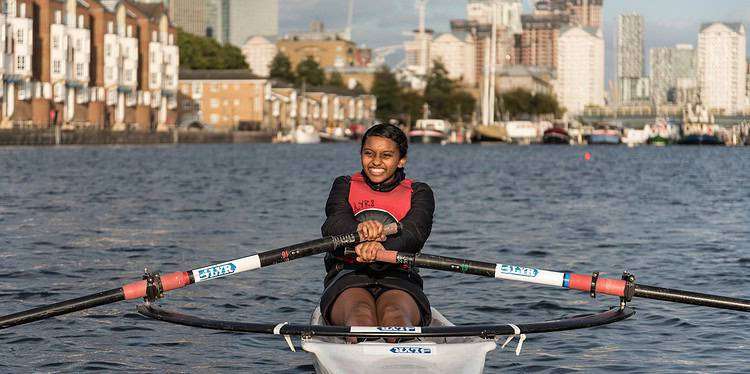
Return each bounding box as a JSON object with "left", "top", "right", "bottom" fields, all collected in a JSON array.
[{"left": 348, "top": 172, "right": 413, "bottom": 221}]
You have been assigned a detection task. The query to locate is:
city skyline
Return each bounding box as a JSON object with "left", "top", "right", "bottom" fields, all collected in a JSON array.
[{"left": 279, "top": 0, "right": 750, "bottom": 83}]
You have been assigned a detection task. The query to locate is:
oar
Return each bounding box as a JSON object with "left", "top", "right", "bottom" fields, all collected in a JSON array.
[
  {"left": 0, "top": 223, "right": 400, "bottom": 330},
  {"left": 374, "top": 250, "right": 750, "bottom": 312}
]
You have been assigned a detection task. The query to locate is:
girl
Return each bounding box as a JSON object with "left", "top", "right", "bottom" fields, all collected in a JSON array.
[{"left": 320, "top": 123, "right": 434, "bottom": 334}]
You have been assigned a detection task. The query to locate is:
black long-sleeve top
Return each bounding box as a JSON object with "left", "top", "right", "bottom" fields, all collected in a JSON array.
[{"left": 321, "top": 174, "right": 435, "bottom": 265}]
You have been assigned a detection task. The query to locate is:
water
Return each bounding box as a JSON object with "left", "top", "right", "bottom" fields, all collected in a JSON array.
[{"left": 1, "top": 143, "right": 749, "bottom": 373}]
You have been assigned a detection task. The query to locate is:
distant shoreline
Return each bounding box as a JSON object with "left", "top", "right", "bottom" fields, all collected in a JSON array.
[{"left": 0, "top": 129, "right": 275, "bottom": 146}]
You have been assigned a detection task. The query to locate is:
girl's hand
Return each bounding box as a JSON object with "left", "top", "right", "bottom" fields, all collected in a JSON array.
[
  {"left": 354, "top": 241, "right": 385, "bottom": 263},
  {"left": 357, "top": 220, "right": 386, "bottom": 242}
]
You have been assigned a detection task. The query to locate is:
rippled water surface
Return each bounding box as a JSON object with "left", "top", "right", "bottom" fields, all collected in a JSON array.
[{"left": 1, "top": 144, "right": 749, "bottom": 373}]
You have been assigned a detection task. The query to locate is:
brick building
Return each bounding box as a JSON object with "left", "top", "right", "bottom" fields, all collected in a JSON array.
[
  {"left": 0, "top": 0, "right": 178, "bottom": 130},
  {"left": 178, "top": 69, "right": 376, "bottom": 133},
  {"left": 178, "top": 69, "right": 268, "bottom": 132},
  {"left": 516, "top": 13, "right": 568, "bottom": 69}
]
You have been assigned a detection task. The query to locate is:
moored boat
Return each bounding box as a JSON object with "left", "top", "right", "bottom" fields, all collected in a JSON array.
[
  {"left": 294, "top": 124, "right": 321, "bottom": 144},
  {"left": 408, "top": 119, "right": 450, "bottom": 144},
  {"left": 586, "top": 123, "right": 621, "bottom": 145},
  {"left": 677, "top": 102, "right": 725, "bottom": 146},
  {"left": 542, "top": 127, "right": 570, "bottom": 144},
  {"left": 472, "top": 124, "right": 509, "bottom": 143},
  {"left": 319, "top": 127, "right": 352, "bottom": 143}
]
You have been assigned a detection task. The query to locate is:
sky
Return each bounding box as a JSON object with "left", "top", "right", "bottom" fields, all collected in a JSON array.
[{"left": 279, "top": 0, "right": 750, "bottom": 84}]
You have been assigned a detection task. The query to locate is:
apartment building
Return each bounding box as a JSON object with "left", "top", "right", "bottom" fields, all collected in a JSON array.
[
  {"left": 178, "top": 70, "right": 377, "bottom": 133},
  {"left": 0, "top": 0, "right": 178, "bottom": 130},
  {"left": 556, "top": 26, "right": 604, "bottom": 115},
  {"left": 697, "top": 22, "right": 747, "bottom": 114}
]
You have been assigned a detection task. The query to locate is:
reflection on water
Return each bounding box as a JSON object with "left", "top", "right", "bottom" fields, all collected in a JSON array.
[{"left": 1, "top": 144, "right": 749, "bottom": 372}]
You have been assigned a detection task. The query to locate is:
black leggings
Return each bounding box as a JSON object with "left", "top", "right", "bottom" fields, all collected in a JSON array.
[{"left": 320, "top": 269, "right": 432, "bottom": 326}]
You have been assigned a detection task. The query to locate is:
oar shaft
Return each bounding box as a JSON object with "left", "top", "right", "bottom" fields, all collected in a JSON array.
[
  {"left": 377, "top": 250, "right": 750, "bottom": 312},
  {"left": 635, "top": 284, "right": 750, "bottom": 312},
  {"left": 0, "top": 288, "right": 123, "bottom": 329},
  {"left": 1, "top": 223, "right": 399, "bottom": 329},
  {"left": 377, "top": 250, "right": 626, "bottom": 297}
]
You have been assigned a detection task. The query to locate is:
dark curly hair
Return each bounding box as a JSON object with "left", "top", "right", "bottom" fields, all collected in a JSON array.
[{"left": 360, "top": 122, "right": 408, "bottom": 158}]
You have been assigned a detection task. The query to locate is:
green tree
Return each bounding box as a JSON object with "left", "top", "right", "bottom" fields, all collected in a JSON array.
[
  {"left": 269, "top": 52, "right": 295, "bottom": 83},
  {"left": 499, "top": 88, "right": 562, "bottom": 119},
  {"left": 400, "top": 90, "right": 425, "bottom": 126},
  {"left": 423, "top": 60, "right": 475, "bottom": 122},
  {"left": 352, "top": 82, "right": 367, "bottom": 95},
  {"left": 370, "top": 66, "right": 402, "bottom": 121},
  {"left": 327, "top": 71, "right": 345, "bottom": 88},
  {"left": 295, "top": 56, "right": 326, "bottom": 86},
  {"left": 530, "top": 92, "right": 563, "bottom": 117},
  {"left": 177, "top": 29, "right": 249, "bottom": 70}
]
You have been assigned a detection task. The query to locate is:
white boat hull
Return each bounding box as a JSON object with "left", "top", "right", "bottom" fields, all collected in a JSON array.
[
  {"left": 293, "top": 125, "right": 321, "bottom": 144},
  {"left": 301, "top": 307, "right": 497, "bottom": 374}
]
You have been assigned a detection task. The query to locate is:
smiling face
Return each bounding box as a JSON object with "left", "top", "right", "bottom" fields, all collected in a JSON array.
[{"left": 361, "top": 135, "right": 407, "bottom": 184}]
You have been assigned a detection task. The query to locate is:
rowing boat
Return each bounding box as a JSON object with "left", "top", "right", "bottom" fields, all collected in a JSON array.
[
  {"left": 302, "top": 307, "right": 496, "bottom": 374},
  {"left": 136, "top": 304, "right": 634, "bottom": 374}
]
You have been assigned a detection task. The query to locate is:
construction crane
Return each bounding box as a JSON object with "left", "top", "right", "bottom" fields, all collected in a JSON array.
[{"left": 372, "top": 45, "right": 404, "bottom": 67}]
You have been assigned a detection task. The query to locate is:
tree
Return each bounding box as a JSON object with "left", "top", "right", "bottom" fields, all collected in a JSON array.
[
  {"left": 327, "top": 71, "right": 345, "bottom": 88},
  {"left": 370, "top": 66, "right": 402, "bottom": 121},
  {"left": 423, "top": 61, "right": 475, "bottom": 122},
  {"left": 269, "top": 52, "right": 295, "bottom": 83},
  {"left": 499, "top": 88, "right": 562, "bottom": 119},
  {"left": 351, "top": 82, "right": 367, "bottom": 95},
  {"left": 295, "top": 56, "right": 326, "bottom": 86},
  {"left": 177, "top": 29, "right": 249, "bottom": 70}
]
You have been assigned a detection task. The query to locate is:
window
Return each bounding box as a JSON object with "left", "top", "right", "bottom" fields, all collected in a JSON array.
[
  {"left": 16, "top": 29, "right": 23, "bottom": 45},
  {"left": 106, "top": 67, "right": 113, "bottom": 81},
  {"left": 53, "top": 60, "right": 61, "bottom": 74},
  {"left": 76, "top": 38, "right": 82, "bottom": 51},
  {"left": 76, "top": 63, "right": 84, "bottom": 78},
  {"left": 52, "top": 36, "right": 59, "bottom": 49},
  {"left": 16, "top": 55, "right": 25, "bottom": 71},
  {"left": 210, "top": 99, "right": 219, "bottom": 108}
]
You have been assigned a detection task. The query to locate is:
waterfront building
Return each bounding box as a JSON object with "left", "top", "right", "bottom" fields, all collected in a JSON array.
[
  {"left": 650, "top": 44, "right": 696, "bottom": 106},
  {"left": 0, "top": 0, "right": 177, "bottom": 130},
  {"left": 617, "top": 14, "right": 648, "bottom": 104},
  {"left": 242, "top": 35, "right": 277, "bottom": 77},
  {"left": 0, "top": 0, "right": 34, "bottom": 128},
  {"left": 179, "top": 70, "right": 376, "bottom": 133},
  {"left": 178, "top": 69, "right": 268, "bottom": 132},
  {"left": 697, "top": 22, "right": 747, "bottom": 114},
  {"left": 556, "top": 26, "right": 604, "bottom": 115}
]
